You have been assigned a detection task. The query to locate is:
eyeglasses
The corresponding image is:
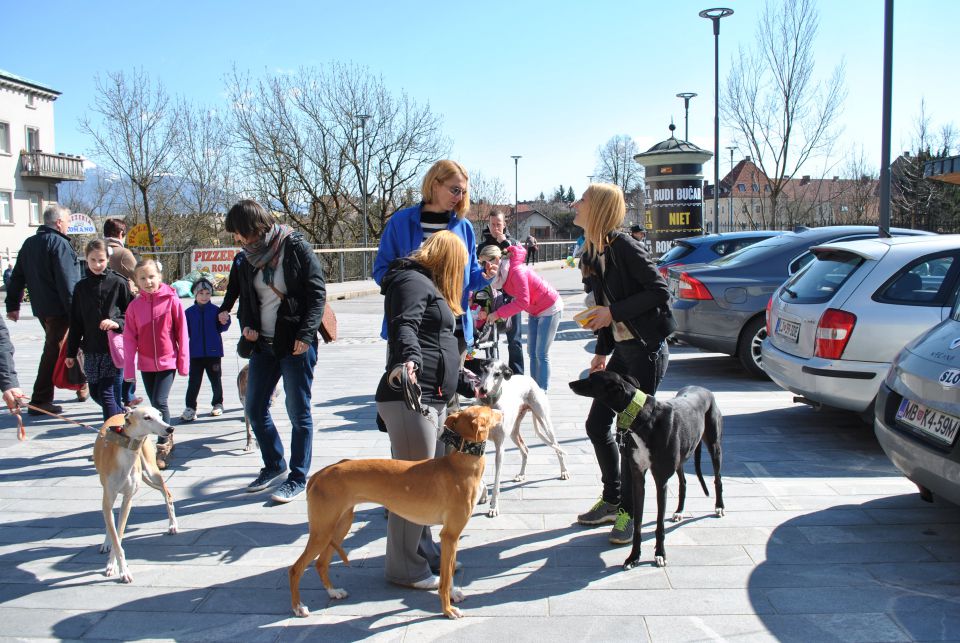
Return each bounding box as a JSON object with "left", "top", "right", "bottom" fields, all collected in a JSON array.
[{"left": 444, "top": 184, "right": 466, "bottom": 198}]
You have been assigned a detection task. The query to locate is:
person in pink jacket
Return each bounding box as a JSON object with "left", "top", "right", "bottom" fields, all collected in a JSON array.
[
  {"left": 123, "top": 258, "right": 189, "bottom": 469},
  {"left": 479, "top": 243, "right": 563, "bottom": 390}
]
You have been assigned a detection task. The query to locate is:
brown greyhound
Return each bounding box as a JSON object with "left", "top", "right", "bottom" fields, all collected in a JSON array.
[{"left": 288, "top": 405, "right": 500, "bottom": 620}]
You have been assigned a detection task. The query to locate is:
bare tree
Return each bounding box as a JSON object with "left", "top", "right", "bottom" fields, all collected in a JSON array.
[
  {"left": 723, "top": 0, "right": 846, "bottom": 227},
  {"left": 594, "top": 135, "right": 644, "bottom": 195},
  {"left": 226, "top": 63, "right": 447, "bottom": 246},
  {"left": 79, "top": 69, "right": 178, "bottom": 252}
]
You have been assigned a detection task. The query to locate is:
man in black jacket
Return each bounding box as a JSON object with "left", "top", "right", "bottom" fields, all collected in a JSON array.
[
  {"left": 476, "top": 209, "right": 523, "bottom": 375},
  {"left": 6, "top": 205, "right": 84, "bottom": 415}
]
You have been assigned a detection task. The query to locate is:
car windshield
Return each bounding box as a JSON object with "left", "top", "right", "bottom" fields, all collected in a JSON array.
[
  {"left": 779, "top": 250, "right": 863, "bottom": 304},
  {"left": 658, "top": 242, "right": 694, "bottom": 264},
  {"left": 711, "top": 236, "right": 791, "bottom": 266}
]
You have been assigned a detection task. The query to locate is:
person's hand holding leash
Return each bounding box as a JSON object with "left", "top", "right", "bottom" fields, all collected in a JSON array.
[
  {"left": 243, "top": 327, "right": 259, "bottom": 341},
  {"left": 99, "top": 319, "right": 119, "bottom": 331},
  {"left": 389, "top": 361, "right": 418, "bottom": 387},
  {"left": 3, "top": 388, "right": 24, "bottom": 412}
]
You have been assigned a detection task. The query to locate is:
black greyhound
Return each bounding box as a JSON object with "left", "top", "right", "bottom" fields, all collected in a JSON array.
[{"left": 569, "top": 371, "right": 724, "bottom": 569}]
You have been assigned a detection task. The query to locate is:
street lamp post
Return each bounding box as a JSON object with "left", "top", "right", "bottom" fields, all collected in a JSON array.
[
  {"left": 676, "top": 92, "right": 698, "bottom": 142},
  {"left": 699, "top": 7, "right": 733, "bottom": 235},
  {"left": 357, "top": 114, "right": 372, "bottom": 279},
  {"left": 511, "top": 155, "right": 522, "bottom": 240},
  {"left": 725, "top": 145, "right": 736, "bottom": 232}
]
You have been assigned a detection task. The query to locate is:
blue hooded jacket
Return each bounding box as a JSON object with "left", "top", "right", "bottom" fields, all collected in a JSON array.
[
  {"left": 186, "top": 302, "right": 231, "bottom": 359},
  {"left": 373, "top": 203, "right": 489, "bottom": 346}
]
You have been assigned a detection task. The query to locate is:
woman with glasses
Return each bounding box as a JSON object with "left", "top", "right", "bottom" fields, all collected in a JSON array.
[{"left": 373, "top": 160, "right": 495, "bottom": 355}]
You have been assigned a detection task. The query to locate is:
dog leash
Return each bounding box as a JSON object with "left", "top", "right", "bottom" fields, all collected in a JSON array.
[{"left": 13, "top": 402, "right": 105, "bottom": 441}]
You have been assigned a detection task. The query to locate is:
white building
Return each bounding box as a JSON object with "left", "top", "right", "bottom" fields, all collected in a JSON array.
[{"left": 0, "top": 69, "right": 84, "bottom": 262}]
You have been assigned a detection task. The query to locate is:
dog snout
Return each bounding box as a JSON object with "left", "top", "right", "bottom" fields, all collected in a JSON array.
[{"left": 165, "top": 426, "right": 174, "bottom": 435}]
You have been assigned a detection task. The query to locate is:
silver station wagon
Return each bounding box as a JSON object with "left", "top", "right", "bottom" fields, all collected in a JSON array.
[
  {"left": 875, "top": 303, "right": 960, "bottom": 505},
  {"left": 762, "top": 235, "right": 960, "bottom": 418}
]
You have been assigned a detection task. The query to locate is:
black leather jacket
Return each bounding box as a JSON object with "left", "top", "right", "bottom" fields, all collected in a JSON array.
[{"left": 580, "top": 231, "right": 672, "bottom": 355}]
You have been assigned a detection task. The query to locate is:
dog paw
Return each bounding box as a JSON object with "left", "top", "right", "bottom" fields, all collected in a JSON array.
[
  {"left": 486, "top": 506, "right": 499, "bottom": 518},
  {"left": 120, "top": 568, "right": 134, "bottom": 583},
  {"left": 168, "top": 522, "right": 179, "bottom": 535},
  {"left": 716, "top": 507, "right": 725, "bottom": 518},
  {"left": 513, "top": 473, "right": 526, "bottom": 482},
  {"left": 451, "top": 587, "right": 465, "bottom": 603},
  {"left": 99, "top": 542, "right": 111, "bottom": 554},
  {"left": 444, "top": 606, "right": 464, "bottom": 619},
  {"left": 622, "top": 558, "right": 640, "bottom": 571},
  {"left": 104, "top": 561, "right": 118, "bottom": 577},
  {"left": 671, "top": 512, "right": 684, "bottom": 522},
  {"left": 293, "top": 603, "right": 310, "bottom": 617},
  {"left": 244, "top": 444, "right": 255, "bottom": 453},
  {"left": 559, "top": 471, "right": 571, "bottom": 480},
  {"left": 326, "top": 587, "right": 348, "bottom": 600},
  {"left": 655, "top": 555, "right": 666, "bottom": 568}
]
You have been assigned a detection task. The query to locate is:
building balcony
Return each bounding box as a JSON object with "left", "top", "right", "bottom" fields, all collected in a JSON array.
[{"left": 19, "top": 150, "right": 85, "bottom": 182}]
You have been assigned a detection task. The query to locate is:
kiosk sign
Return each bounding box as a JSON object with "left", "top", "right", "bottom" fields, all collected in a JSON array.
[
  {"left": 647, "top": 178, "right": 704, "bottom": 254},
  {"left": 191, "top": 248, "right": 240, "bottom": 274}
]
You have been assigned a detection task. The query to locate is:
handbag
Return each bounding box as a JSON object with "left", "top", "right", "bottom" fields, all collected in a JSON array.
[
  {"left": 319, "top": 302, "right": 337, "bottom": 343},
  {"left": 107, "top": 330, "right": 124, "bottom": 369},
  {"left": 53, "top": 336, "right": 86, "bottom": 391}
]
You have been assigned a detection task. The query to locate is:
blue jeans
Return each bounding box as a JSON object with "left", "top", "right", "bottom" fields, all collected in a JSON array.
[
  {"left": 247, "top": 342, "right": 318, "bottom": 484},
  {"left": 526, "top": 311, "right": 561, "bottom": 391},
  {"left": 504, "top": 311, "right": 524, "bottom": 375}
]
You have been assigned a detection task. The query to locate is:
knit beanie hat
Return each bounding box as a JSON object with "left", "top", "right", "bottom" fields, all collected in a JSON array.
[{"left": 192, "top": 278, "right": 214, "bottom": 296}]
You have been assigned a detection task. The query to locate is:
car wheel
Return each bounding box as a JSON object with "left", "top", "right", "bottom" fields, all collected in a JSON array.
[{"left": 737, "top": 316, "right": 769, "bottom": 379}]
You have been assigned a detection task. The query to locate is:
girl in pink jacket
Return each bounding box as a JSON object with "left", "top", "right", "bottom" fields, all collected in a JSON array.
[
  {"left": 480, "top": 244, "right": 563, "bottom": 390},
  {"left": 123, "top": 258, "right": 189, "bottom": 468}
]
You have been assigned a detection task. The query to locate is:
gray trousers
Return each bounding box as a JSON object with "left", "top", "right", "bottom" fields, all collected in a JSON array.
[{"left": 377, "top": 400, "right": 447, "bottom": 585}]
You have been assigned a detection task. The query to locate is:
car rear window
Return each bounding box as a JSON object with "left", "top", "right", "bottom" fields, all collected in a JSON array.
[
  {"left": 658, "top": 242, "right": 694, "bottom": 264},
  {"left": 779, "top": 250, "right": 864, "bottom": 304},
  {"left": 710, "top": 237, "right": 765, "bottom": 257},
  {"left": 876, "top": 254, "right": 957, "bottom": 306}
]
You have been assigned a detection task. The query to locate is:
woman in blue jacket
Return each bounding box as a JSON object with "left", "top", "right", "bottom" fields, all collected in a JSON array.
[{"left": 373, "top": 159, "right": 495, "bottom": 353}]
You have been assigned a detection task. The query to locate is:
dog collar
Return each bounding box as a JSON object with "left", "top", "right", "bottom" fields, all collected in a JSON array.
[
  {"left": 440, "top": 427, "right": 486, "bottom": 456},
  {"left": 616, "top": 390, "right": 648, "bottom": 431},
  {"left": 103, "top": 428, "right": 145, "bottom": 451}
]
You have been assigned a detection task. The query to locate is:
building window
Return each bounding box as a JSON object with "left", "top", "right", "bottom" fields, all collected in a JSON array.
[
  {"left": 28, "top": 193, "right": 41, "bottom": 225},
  {"left": 0, "top": 192, "right": 12, "bottom": 224},
  {"left": 26, "top": 94, "right": 36, "bottom": 108},
  {"left": 25, "top": 127, "right": 40, "bottom": 152},
  {"left": 752, "top": 183, "right": 759, "bottom": 192},
  {"left": 737, "top": 183, "right": 746, "bottom": 192},
  {"left": 754, "top": 205, "right": 761, "bottom": 214},
  {"left": 0, "top": 122, "right": 9, "bottom": 154}
]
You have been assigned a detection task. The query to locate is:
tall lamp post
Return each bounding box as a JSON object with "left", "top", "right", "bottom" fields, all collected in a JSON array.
[
  {"left": 725, "top": 145, "right": 736, "bottom": 232},
  {"left": 676, "top": 92, "right": 698, "bottom": 142},
  {"left": 699, "top": 7, "right": 733, "bottom": 235},
  {"left": 511, "top": 155, "right": 522, "bottom": 240},
  {"left": 357, "top": 114, "right": 372, "bottom": 279}
]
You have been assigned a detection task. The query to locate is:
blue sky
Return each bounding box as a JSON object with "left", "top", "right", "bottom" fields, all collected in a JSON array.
[{"left": 5, "top": 0, "right": 959, "bottom": 201}]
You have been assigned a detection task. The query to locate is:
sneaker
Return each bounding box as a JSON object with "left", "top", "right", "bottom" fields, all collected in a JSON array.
[
  {"left": 180, "top": 408, "right": 196, "bottom": 422},
  {"left": 609, "top": 508, "right": 634, "bottom": 545},
  {"left": 577, "top": 497, "right": 619, "bottom": 525},
  {"left": 27, "top": 402, "right": 63, "bottom": 416},
  {"left": 270, "top": 479, "right": 306, "bottom": 503},
  {"left": 155, "top": 435, "right": 175, "bottom": 470},
  {"left": 246, "top": 467, "right": 286, "bottom": 492},
  {"left": 211, "top": 404, "right": 223, "bottom": 417},
  {"left": 393, "top": 575, "right": 440, "bottom": 590}
]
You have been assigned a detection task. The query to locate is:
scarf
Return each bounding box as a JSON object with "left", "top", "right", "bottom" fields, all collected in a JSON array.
[
  {"left": 492, "top": 254, "right": 510, "bottom": 290},
  {"left": 243, "top": 224, "right": 294, "bottom": 286}
]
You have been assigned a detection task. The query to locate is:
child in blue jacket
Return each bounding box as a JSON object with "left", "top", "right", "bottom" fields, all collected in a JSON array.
[{"left": 181, "top": 278, "right": 230, "bottom": 421}]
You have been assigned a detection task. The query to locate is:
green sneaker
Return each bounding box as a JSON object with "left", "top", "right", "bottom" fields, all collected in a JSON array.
[
  {"left": 609, "top": 508, "right": 634, "bottom": 545},
  {"left": 577, "top": 497, "right": 619, "bottom": 525}
]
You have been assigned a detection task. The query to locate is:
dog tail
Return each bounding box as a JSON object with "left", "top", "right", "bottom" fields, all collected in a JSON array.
[{"left": 694, "top": 441, "right": 709, "bottom": 496}]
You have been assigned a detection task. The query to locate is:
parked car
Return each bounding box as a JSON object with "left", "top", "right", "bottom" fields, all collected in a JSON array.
[
  {"left": 874, "top": 300, "right": 960, "bottom": 505},
  {"left": 668, "top": 226, "right": 934, "bottom": 378},
  {"left": 762, "top": 235, "right": 960, "bottom": 418},
  {"left": 656, "top": 230, "right": 786, "bottom": 278}
]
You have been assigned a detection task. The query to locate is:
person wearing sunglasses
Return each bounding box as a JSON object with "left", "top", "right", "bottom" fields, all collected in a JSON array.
[{"left": 373, "top": 160, "right": 495, "bottom": 357}]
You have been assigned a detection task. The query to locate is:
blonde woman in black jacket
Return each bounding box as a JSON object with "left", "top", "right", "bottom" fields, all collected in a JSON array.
[{"left": 573, "top": 183, "right": 673, "bottom": 546}]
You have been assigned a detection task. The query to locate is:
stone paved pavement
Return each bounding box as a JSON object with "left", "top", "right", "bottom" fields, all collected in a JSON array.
[{"left": 2, "top": 263, "right": 959, "bottom": 642}]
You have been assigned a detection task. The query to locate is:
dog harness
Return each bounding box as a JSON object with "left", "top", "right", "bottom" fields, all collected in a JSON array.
[
  {"left": 103, "top": 423, "right": 146, "bottom": 451},
  {"left": 440, "top": 427, "right": 486, "bottom": 456},
  {"left": 616, "top": 390, "right": 648, "bottom": 431}
]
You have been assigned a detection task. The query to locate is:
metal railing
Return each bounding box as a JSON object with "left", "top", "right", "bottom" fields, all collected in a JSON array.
[{"left": 19, "top": 151, "right": 85, "bottom": 181}]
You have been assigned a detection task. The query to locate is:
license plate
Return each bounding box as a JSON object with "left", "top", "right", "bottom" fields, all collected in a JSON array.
[
  {"left": 775, "top": 318, "right": 800, "bottom": 342},
  {"left": 896, "top": 398, "right": 960, "bottom": 446}
]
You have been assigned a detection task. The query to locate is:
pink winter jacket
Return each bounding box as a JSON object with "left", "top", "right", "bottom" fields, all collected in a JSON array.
[
  {"left": 123, "top": 282, "right": 189, "bottom": 379},
  {"left": 496, "top": 244, "right": 559, "bottom": 319}
]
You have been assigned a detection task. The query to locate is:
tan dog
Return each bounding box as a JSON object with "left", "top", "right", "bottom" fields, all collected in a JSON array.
[
  {"left": 93, "top": 407, "right": 179, "bottom": 583},
  {"left": 237, "top": 364, "right": 280, "bottom": 452},
  {"left": 288, "top": 405, "right": 500, "bottom": 620}
]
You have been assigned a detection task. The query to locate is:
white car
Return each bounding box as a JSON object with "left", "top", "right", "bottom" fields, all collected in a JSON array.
[{"left": 762, "top": 235, "right": 960, "bottom": 417}]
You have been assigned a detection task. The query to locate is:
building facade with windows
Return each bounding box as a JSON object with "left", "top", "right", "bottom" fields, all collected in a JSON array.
[{"left": 0, "top": 69, "right": 84, "bottom": 261}]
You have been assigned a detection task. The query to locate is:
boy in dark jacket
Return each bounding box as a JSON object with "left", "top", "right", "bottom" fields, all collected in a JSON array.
[{"left": 181, "top": 279, "right": 230, "bottom": 421}]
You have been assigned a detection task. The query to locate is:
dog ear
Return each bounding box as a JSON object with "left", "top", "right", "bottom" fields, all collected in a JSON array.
[
  {"left": 444, "top": 412, "right": 458, "bottom": 429},
  {"left": 502, "top": 366, "right": 513, "bottom": 379}
]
